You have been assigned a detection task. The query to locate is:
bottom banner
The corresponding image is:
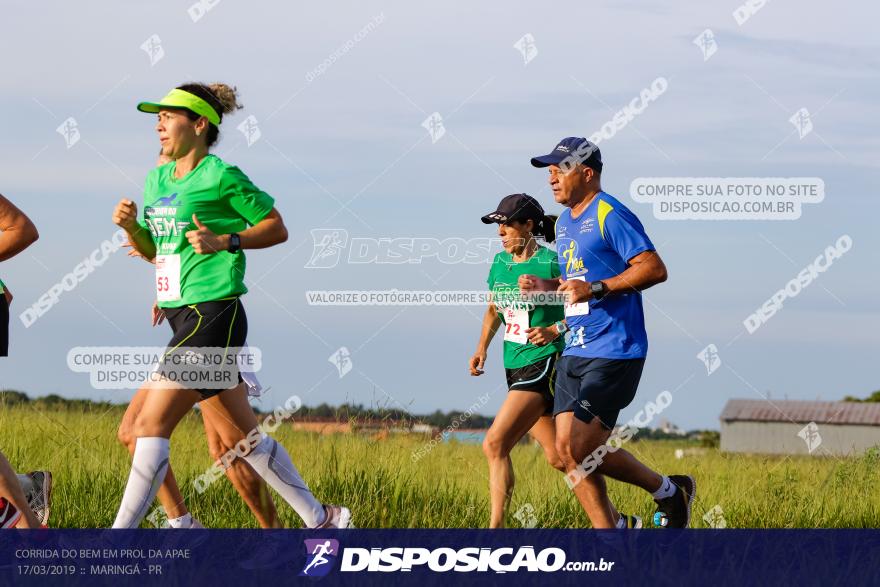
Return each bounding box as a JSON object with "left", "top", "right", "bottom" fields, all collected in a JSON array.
[{"left": 1, "top": 529, "right": 876, "bottom": 586}]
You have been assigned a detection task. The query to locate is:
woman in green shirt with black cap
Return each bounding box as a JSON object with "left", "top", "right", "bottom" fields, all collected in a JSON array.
[
  {"left": 111, "top": 82, "right": 351, "bottom": 529},
  {"left": 470, "top": 193, "right": 567, "bottom": 528}
]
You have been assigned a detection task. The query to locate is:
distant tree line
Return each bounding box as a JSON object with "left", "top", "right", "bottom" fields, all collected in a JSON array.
[
  {"left": 297, "top": 403, "right": 494, "bottom": 430},
  {"left": 843, "top": 390, "right": 880, "bottom": 403},
  {"left": 0, "top": 391, "right": 721, "bottom": 438}
]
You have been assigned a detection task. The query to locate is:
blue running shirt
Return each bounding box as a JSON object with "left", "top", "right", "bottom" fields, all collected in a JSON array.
[{"left": 555, "top": 191, "right": 655, "bottom": 359}]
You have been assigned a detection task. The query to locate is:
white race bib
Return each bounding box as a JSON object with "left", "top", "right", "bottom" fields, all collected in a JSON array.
[
  {"left": 503, "top": 307, "right": 529, "bottom": 344},
  {"left": 564, "top": 276, "right": 591, "bottom": 317},
  {"left": 155, "top": 254, "right": 181, "bottom": 302}
]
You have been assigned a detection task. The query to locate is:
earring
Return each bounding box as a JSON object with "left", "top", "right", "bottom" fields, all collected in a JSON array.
[{"left": 195, "top": 130, "right": 201, "bottom": 137}]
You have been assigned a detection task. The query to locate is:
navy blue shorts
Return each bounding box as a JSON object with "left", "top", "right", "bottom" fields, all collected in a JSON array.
[{"left": 553, "top": 355, "right": 646, "bottom": 429}]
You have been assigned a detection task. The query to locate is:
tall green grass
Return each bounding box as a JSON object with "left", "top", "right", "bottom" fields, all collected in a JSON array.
[{"left": 1, "top": 405, "right": 878, "bottom": 528}]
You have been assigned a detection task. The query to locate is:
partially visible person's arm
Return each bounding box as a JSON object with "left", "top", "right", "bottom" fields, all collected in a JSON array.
[
  {"left": 186, "top": 208, "right": 288, "bottom": 254},
  {"left": 557, "top": 250, "right": 667, "bottom": 304},
  {"left": 113, "top": 198, "right": 156, "bottom": 260},
  {"left": 0, "top": 195, "right": 39, "bottom": 262},
  {"left": 602, "top": 249, "right": 668, "bottom": 293},
  {"left": 470, "top": 303, "right": 502, "bottom": 376},
  {"left": 518, "top": 275, "right": 562, "bottom": 292}
]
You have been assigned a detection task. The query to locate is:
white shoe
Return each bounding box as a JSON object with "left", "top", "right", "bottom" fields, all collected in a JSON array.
[
  {"left": 164, "top": 515, "right": 205, "bottom": 529},
  {"left": 316, "top": 505, "right": 353, "bottom": 529}
]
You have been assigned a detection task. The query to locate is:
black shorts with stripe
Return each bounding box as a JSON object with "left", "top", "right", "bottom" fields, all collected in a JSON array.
[
  {"left": 505, "top": 353, "right": 558, "bottom": 414},
  {"left": 0, "top": 295, "right": 8, "bottom": 357},
  {"left": 156, "top": 297, "right": 247, "bottom": 399}
]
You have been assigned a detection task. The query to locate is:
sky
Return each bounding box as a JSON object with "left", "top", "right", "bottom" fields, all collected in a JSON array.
[{"left": 1, "top": 1, "right": 878, "bottom": 430}]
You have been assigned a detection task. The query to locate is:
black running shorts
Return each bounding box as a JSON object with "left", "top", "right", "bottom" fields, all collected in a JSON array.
[
  {"left": 156, "top": 297, "right": 247, "bottom": 399},
  {"left": 505, "top": 353, "right": 558, "bottom": 414},
  {"left": 0, "top": 294, "right": 8, "bottom": 357}
]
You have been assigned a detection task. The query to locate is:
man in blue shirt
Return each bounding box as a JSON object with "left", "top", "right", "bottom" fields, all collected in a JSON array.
[{"left": 520, "top": 137, "right": 695, "bottom": 529}]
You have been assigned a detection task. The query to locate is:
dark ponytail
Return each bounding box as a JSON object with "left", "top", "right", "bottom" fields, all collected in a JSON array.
[{"left": 536, "top": 214, "right": 557, "bottom": 243}]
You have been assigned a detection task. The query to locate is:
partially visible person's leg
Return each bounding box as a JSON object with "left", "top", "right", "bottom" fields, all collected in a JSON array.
[
  {"left": 117, "top": 388, "right": 190, "bottom": 522},
  {"left": 113, "top": 383, "right": 201, "bottom": 529},
  {"left": 0, "top": 451, "right": 40, "bottom": 528},
  {"left": 527, "top": 415, "right": 565, "bottom": 473},
  {"left": 555, "top": 412, "right": 617, "bottom": 528},
  {"left": 202, "top": 383, "right": 335, "bottom": 528},
  {"left": 482, "top": 390, "right": 550, "bottom": 528},
  {"left": 565, "top": 357, "right": 694, "bottom": 528},
  {"left": 201, "top": 408, "right": 280, "bottom": 528},
  {"left": 596, "top": 448, "right": 662, "bottom": 493},
  {"left": 553, "top": 356, "right": 623, "bottom": 528}
]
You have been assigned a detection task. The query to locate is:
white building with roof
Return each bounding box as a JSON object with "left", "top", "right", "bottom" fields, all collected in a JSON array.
[{"left": 720, "top": 399, "right": 880, "bottom": 456}]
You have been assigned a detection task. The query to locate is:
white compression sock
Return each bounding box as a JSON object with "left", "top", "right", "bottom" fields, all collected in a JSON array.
[
  {"left": 243, "top": 435, "right": 325, "bottom": 528},
  {"left": 112, "top": 437, "right": 170, "bottom": 529},
  {"left": 651, "top": 476, "right": 677, "bottom": 500},
  {"left": 16, "top": 474, "right": 34, "bottom": 495}
]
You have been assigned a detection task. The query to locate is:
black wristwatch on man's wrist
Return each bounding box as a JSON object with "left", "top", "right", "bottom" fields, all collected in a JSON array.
[
  {"left": 590, "top": 280, "right": 608, "bottom": 300},
  {"left": 228, "top": 233, "right": 242, "bottom": 253}
]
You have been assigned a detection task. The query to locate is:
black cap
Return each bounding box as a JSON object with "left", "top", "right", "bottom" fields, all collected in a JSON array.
[
  {"left": 481, "top": 193, "right": 545, "bottom": 224},
  {"left": 530, "top": 136, "right": 603, "bottom": 172}
]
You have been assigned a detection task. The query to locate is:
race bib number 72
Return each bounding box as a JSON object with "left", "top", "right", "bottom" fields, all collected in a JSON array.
[
  {"left": 503, "top": 308, "right": 529, "bottom": 345},
  {"left": 155, "top": 254, "right": 181, "bottom": 302}
]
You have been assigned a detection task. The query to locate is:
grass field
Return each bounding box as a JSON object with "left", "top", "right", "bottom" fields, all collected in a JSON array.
[{"left": 1, "top": 405, "right": 879, "bottom": 529}]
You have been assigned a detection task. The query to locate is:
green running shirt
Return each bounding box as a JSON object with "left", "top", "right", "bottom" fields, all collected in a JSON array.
[
  {"left": 487, "top": 245, "right": 564, "bottom": 369},
  {"left": 139, "top": 154, "right": 275, "bottom": 308}
]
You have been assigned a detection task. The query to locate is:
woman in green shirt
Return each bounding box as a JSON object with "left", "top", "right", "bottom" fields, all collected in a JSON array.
[
  {"left": 470, "top": 193, "right": 566, "bottom": 528},
  {"left": 111, "top": 82, "right": 350, "bottom": 529}
]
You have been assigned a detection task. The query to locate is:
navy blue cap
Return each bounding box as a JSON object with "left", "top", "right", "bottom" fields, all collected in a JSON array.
[
  {"left": 481, "top": 193, "right": 545, "bottom": 224},
  {"left": 530, "top": 136, "right": 603, "bottom": 172}
]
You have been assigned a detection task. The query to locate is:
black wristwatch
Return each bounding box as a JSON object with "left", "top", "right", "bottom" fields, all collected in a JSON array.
[
  {"left": 228, "top": 233, "right": 241, "bottom": 253},
  {"left": 590, "top": 280, "right": 608, "bottom": 300}
]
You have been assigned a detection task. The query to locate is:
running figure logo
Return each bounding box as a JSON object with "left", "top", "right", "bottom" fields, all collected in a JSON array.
[
  {"left": 697, "top": 344, "right": 721, "bottom": 375},
  {"left": 300, "top": 539, "right": 340, "bottom": 577},
  {"left": 328, "top": 347, "right": 352, "bottom": 378},
  {"left": 513, "top": 33, "right": 538, "bottom": 65},
  {"left": 237, "top": 115, "right": 262, "bottom": 147},
  {"left": 693, "top": 29, "right": 717, "bottom": 62},
  {"left": 421, "top": 112, "right": 446, "bottom": 143},
  {"left": 56, "top": 117, "right": 80, "bottom": 149},
  {"left": 798, "top": 421, "right": 822, "bottom": 453},
  {"left": 789, "top": 108, "right": 813, "bottom": 139},
  {"left": 306, "top": 229, "right": 348, "bottom": 269},
  {"left": 140, "top": 34, "right": 165, "bottom": 67}
]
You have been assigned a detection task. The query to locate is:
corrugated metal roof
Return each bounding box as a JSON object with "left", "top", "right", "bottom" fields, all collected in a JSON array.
[{"left": 720, "top": 399, "right": 880, "bottom": 426}]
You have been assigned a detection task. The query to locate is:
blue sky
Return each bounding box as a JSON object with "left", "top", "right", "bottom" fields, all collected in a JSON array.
[{"left": 1, "top": 1, "right": 877, "bottom": 429}]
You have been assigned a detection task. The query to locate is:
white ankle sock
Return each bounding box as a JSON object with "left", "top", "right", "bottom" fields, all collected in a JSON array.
[
  {"left": 243, "top": 435, "right": 325, "bottom": 528},
  {"left": 167, "top": 513, "right": 193, "bottom": 529},
  {"left": 652, "top": 476, "right": 677, "bottom": 500},
  {"left": 16, "top": 474, "right": 34, "bottom": 495},
  {"left": 112, "top": 437, "right": 170, "bottom": 529}
]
